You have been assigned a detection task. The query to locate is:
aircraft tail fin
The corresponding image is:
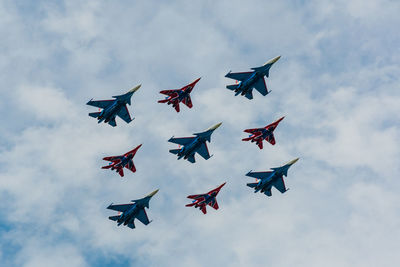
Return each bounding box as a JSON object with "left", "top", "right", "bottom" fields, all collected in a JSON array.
[
  {"left": 185, "top": 202, "right": 196, "bottom": 207},
  {"left": 226, "top": 84, "right": 239, "bottom": 91},
  {"left": 169, "top": 149, "right": 180, "bottom": 155},
  {"left": 89, "top": 112, "right": 101, "bottom": 118},
  {"left": 247, "top": 183, "right": 258, "bottom": 188},
  {"left": 242, "top": 136, "right": 253, "bottom": 141},
  {"left": 108, "top": 215, "right": 120, "bottom": 221}
]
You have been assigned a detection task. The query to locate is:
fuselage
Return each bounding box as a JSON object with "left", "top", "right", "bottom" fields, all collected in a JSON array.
[
  {"left": 177, "top": 136, "right": 204, "bottom": 159},
  {"left": 255, "top": 171, "right": 282, "bottom": 193},
  {"left": 117, "top": 204, "right": 140, "bottom": 226},
  {"left": 194, "top": 192, "right": 217, "bottom": 207},
  {"left": 235, "top": 71, "right": 265, "bottom": 96},
  {"left": 97, "top": 100, "right": 124, "bottom": 123},
  {"left": 166, "top": 87, "right": 192, "bottom": 104},
  {"left": 111, "top": 154, "right": 133, "bottom": 171},
  {"left": 249, "top": 127, "right": 274, "bottom": 142}
]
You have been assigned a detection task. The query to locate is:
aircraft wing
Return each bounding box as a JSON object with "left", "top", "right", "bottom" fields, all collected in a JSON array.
[
  {"left": 253, "top": 78, "right": 268, "bottom": 96},
  {"left": 136, "top": 208, "right": 150, "bottom": 225},
  {"left": 273, "top": 177, "right": 287, "bottom": 193},
  {"left": 86, "top": 99, "right": 114, "bottom": 109},
  {"left": 103, "top": 156, "right": 122, "bottom": 162},
  {"left": 117, "top": 106, "right": 132, "bottom": 123},
  {"left": 107, "top": 203, "right": 134, "bottom": 213},
  {"left": 208, "top": 199, "right": 219, "bottom": 210},
  {"left": 244, "top": 128, "right": 263, "bottom": 134},
  {"left": 187, "top": 194, "right": 206, "bottom": 202},
  {"left": 246, "top": 171, "right": 274, "bottom": 180},
  {"left": 225, "top": 71, "right": 253, "bottom": 81},
  {"left": 265, "top": 134, "right": 276, "bottom": 145},
  {"left": 168, "top": 137, "right": 196, "bottom": 146},
  {"left": 196, "top": 143, "right": 211, "bottom": 160},
  {"left": 126, "top": 160, "right": 136, "bottom": 173},
  {"left": 182, "top": 96, "right": 193, "bottom": 108},
  {"left": 159, "top": 89, "right": 179, "bottom": 97}
]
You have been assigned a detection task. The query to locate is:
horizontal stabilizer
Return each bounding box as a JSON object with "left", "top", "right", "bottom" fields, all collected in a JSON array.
[
  {"left": 264, "top": 189, "right": 272, "bottom": 196},
  {"left": 109, "top": 215, "right": 120, "bottom": 221},
  {"left": 185, "top": 202, "right": 196, "bottom": 207},
  {"left": 158, "top": 99, "right": 169, "bottom": 103},
  {"left": 226, "top": 84, "right": 239, "bottom": 91},
  {"left": 169, "top": 149, "right": 180, "bottom": 155},
  {"left": 247, "top": 183, "right": 258, "bottom": 188},
  {"left": 89, "top": 112, "right": 101, "bottom": 118},
  {"left": 245, "top": 90, "right": 253, "bottom": 100},
  {"left": 187, "top": 154, "right": 196, "bottom": 163},
  {"left": 108, "top": 117, "right": 117, "bottom": 127}
]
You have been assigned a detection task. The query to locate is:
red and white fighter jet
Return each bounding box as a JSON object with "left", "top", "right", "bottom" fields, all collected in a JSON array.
[
  {"left": 242, "top": 116, "right": 285, "bottom": 149},
  {"left": 158, "top": 78, "right": 200, "bottom": 112},
  {"left": 185, "top": 182, "right": 226, "bottom": 214},
  {"left": 101, "top": 144, "right": 142, "bottom": 177}
]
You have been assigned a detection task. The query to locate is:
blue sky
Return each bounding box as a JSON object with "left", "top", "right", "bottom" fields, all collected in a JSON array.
[{"left": 0, "top": 0, "right": 399, "bottom": 266}]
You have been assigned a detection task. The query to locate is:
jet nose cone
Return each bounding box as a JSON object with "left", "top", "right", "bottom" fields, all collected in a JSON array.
[
  {"left": 147, "top": 189, "right": 159, "bottom": 198},
  {"left": 210, "top": 122, "right": 222, "bottom": 131},
  {"left": 266, "top": 55, "right": 281, "bottom": 65},
  {"left": 286, "top": 158, "right": 299, "bottom": 166},
  {"left": 128, "top": 84, "right": 141, "bottom": 94},
  {"left": 193, "top": 77, "right": 201, "bottom": 84}
]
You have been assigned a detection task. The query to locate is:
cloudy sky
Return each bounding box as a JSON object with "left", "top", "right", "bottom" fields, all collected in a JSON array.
[{"left": 1, "top": 0, "right": 399, "bottom": 266}]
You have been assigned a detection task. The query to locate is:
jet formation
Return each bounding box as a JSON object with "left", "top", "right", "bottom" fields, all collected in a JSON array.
[
  {"left": 107, "top": 189, "right": 158, "bottom": 229},
  {"left": 85, "top": 55, "right": 300, "bottom": 229},
  {"left": 87, "top": 84, "right": 141, "bottom": 127},
  {"left": 225, "top": 56, "right": 280, "bottom": 99},
  {"left": 102, "top": 144, "right": 142, "bottom": 177},
  {"left": 242, "top": 116, "right": 285, "bottom": 149},
  {"left": 158, "top": 78, "right": 201, "bottom": 112},
  {"left": 246, "top": 158, "right": 299, "bottom": 196},
  {"left": 168, "top": 122, "right": 222, "bottom": 163},
  {"left": 186, "top": 182, "right": 226, "bottom": 214}
]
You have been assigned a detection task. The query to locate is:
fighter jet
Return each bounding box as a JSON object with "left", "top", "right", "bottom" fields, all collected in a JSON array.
[
  {"left": 242, "top": 116, "right": 285, "bottom": 149},
  {"left": 107, "top": 189, "right": 158, "bottom": 229},
  {"left": 86, "top": 84, "right": 141, "bottom": 127},
  {"left": 158, "top": 78, "right": 200, "bottom": 112},
  {"left": 225, "top": 56, "right": 281, "bottom": 99},
  {"left": 246, "top": 158, "right": 299, "bottom": 197},
  {"left": 168, "top": 122, "right": 222, "bottom": 163},
  {"left": 186, "top": 182, "right": 226, "bottom": 214},
  {"left": 101, "top": 144, "right": 142, "bottom": 177}
]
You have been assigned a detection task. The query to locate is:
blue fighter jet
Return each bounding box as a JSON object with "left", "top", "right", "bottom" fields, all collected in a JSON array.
[
  {"left": 246, "top": 158, "right": 299, "bottom": 196},
  {"left": 225, "top": 56, "right": 281, "bottom": 99},
  {"left": 87, "top": 84, "right": 141, "bottom": 127},
  {"left": 107, "top": 189, "right": 158, "bottom": 229},
  {"left": 168, "top": 122, "right": 222, "bottom": 163}
]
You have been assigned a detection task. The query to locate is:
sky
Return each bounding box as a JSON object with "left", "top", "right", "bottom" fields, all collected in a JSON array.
[{"left": 0, "top": 0, "right": 399, "bottom": 266}]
